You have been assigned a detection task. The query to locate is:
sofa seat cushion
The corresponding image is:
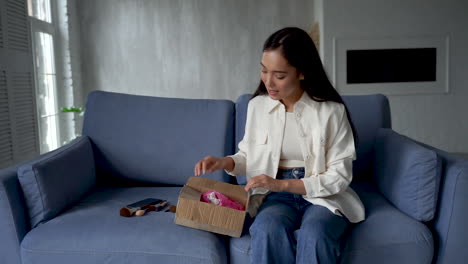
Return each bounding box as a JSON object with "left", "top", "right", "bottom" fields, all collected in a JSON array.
[
  {"left": 340, "top": 182, "right": 434, "bottom": 264},
  {"left": 228, "top": 183, "right": 433, "bottom": 264},
  {"left": 20, "top": 187, "right": 227, "bottom": 264}
]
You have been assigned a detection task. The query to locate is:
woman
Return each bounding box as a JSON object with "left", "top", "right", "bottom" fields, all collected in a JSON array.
[{"left": 194, "top": 27, "right": 365, "bottom": 264}]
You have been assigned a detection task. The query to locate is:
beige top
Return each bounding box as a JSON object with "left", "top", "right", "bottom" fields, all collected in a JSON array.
[{"left": 279, "top": 112, "right": 306, "bottom": 168}]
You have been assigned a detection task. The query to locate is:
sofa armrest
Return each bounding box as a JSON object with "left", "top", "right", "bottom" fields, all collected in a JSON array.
[
  {"left": 0, "top": 136, "right": 95, "bottom": 264},
  {"left": 431, "top": 151, "right": 468, "bottom": 264},
  {"left": 0, "top": 166, "right": 29, "bottom": 264}
]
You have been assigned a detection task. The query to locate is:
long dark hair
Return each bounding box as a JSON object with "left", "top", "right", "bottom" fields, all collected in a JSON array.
[{"left": 252, "top": 27, "right": 358, "bottom": 145}]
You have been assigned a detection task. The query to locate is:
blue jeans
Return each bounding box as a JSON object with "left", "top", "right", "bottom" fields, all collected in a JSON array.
[{"left": 249, "top": 168, "right": 350, "bottom": 264}]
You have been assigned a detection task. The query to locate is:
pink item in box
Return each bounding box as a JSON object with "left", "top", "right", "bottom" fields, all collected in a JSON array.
[{"left": 200, "top": 190, "right": 245, "bottom": 211}]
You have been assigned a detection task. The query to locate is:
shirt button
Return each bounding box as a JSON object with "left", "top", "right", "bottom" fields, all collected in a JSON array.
[
  {"left": 296, "top": 113, "right": 301, "bottom": 118},
  {"left": 301, "top": 132, "right": 306, "bottom": 137}
]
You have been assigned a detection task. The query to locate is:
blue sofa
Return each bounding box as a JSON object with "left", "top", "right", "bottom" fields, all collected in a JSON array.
[{"left": 0, "top": 91, "right": 466, "bottom": 264}]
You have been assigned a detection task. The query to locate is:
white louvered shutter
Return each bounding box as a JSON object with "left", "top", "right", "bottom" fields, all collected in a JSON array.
[
  {"left": 0, "top": 0, "right": 39, "bottom": 169},
  {"left": 0, "top": 70, "right": 14, "bottom": 166},
  {"left": 0, "top": 6, "right": 3, "bottom": 49}
]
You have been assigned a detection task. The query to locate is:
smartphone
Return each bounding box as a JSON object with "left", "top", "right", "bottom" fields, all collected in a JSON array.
[{"left": 126, "top": 198, "right": 164, "bottom": 209}]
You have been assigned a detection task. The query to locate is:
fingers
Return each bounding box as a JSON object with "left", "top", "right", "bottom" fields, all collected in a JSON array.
[
  {"left": 202, "top": 159, "right": 207, "bottom": 175},
  {"left": 244, "top": 180, "right": 252, "bottom": 192},
  {"left": 194, "top": 156, "right": 220, "bottom": 176},
  {"left": 195, "top": 161, "right": 208, "bottom": 176},
  {"left": 202, "top": 156, "right": 215, "bottom": 175},
  {"left": 194, "top": 161, "right": 201, "bottom": 176},
  {"left": 244, "top": 178, "right": 256, "bottom": 192},
  {"left": 245, "top": 179, "right": 260, "bottom": 192},
  {"left": 245, "top": 174, "right": 273, "bottom": 192}
]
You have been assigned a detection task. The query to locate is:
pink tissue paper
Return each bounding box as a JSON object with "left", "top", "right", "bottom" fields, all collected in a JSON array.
[{"left": 200, "top": 190, "right": 245, "bottom": 211}]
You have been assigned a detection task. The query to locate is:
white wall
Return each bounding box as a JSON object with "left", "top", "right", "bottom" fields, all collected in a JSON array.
[
  {"left": 75, "top": 0, "right": 468, "bottom": 153},
  {"left": 77, "top": 0, "right": 314, "bottom": 101},
  {"left": 321, "top": 0, "right": 468, "bottom": 153}
]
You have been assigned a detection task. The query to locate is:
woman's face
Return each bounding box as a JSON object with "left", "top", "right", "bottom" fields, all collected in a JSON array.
[{"left": 261, "top": 49, "right": 304, "bottom": 102}]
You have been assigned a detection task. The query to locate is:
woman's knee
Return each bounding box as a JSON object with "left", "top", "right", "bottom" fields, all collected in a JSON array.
[
  {"left": 296, "top": 218, "right": 345, "bottom": 242},
  {"left": 250, "top": 215, "right": 296, "bottom": 237}
]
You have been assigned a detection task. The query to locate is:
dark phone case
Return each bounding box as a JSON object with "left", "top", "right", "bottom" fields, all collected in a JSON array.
[{"left": 126, "top": 198, "right": 164, "bottom": 209}]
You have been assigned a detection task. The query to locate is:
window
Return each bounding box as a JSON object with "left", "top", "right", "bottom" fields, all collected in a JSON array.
[
  {"left": 34, "top": 32, "right": 59, "bottom": 151},
  {"left": 28, "top": 0, "right": 60, "bottom": 153},
  {"left": 28, "top": 0, "right": 52, "bottom": 22}
]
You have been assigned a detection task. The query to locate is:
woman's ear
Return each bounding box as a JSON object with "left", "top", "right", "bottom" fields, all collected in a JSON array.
[{"left": 299, "top": 73, "right": 305, "bottom": 80}]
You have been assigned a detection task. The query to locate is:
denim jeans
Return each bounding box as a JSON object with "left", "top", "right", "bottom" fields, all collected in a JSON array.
[{"left": 249, "top": 168, "right": 350, "bottom": 264}]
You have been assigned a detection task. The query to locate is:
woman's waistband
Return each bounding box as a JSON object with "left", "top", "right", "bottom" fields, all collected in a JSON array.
[
  {"left": 277, "top": 167, "right": 305, "bottom": 179},
  {"left": 278, "top": 167, "right": 305, "bottom": 172}
]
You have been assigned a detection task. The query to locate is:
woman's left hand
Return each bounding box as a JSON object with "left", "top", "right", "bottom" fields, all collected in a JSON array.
[{"left": 245, "top": 174, "right": 285, "bottom": 193}]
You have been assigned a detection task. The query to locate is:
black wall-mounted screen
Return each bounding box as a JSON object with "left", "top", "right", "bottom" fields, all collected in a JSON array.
[{"left": 346, "top": 48, "right": 437, "bottom": 84}]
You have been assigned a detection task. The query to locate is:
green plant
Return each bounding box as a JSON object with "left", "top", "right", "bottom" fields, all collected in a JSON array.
[{"left": 61, "top": 106, "right": 85, "bottom": 116}]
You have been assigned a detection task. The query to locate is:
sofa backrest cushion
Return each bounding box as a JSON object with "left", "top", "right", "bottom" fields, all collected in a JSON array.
[
  {"left": 342, "top": 94, "right": 392, "bottom": 180},
  {"left": 82, "top": 91, "right": 234, "bottom": 186},
  {"left": 17, "top": 136, "right": 95, "bottom": 228},
  {"left": 374, "top": 128, "right": 442, "bottom": 222},
  {"left": 234, "top": 94, "right": 391, "bottom": 184}
]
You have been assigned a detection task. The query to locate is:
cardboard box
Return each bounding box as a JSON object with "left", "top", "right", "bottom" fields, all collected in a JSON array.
[{"left": 175, "top": 177, "right": 249, "bottom": 237}]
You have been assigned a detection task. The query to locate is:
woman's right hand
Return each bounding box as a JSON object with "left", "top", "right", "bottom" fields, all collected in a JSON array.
[{"left": 194, "top": 156, "right": 233, "bottom": 176}]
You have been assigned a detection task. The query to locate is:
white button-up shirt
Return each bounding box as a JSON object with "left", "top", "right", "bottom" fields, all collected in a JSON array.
[{"left": 227, "top": 93, "right": 365, "bottom": 223}]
